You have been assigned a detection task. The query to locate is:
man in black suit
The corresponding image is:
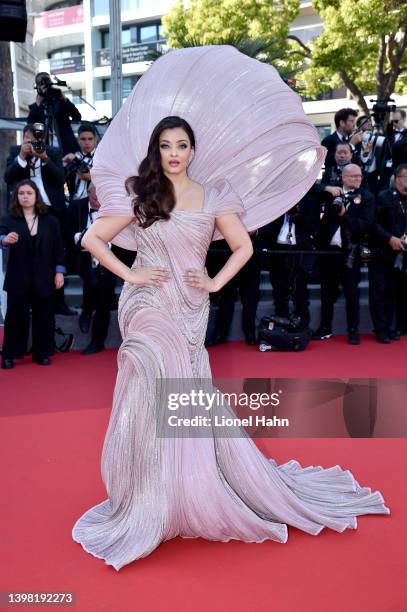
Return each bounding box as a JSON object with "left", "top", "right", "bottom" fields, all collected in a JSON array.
[
  {"left": 69, "top": 183, "right": 117, "bottom": 355},
  {"left": 391, "top": 110, "right": 407, "bottom": 169},
  {"left": 205, "top": 232, "right": 261, "bottom": 346},
  {"left": 258, "top": 191, "right": 321, "bottom": 330},
  {"left": 5, "top": 124, "right": 65, "bottom": 210},
  {"left": 27, "top": 72, "right": 81, "bottom": 155},
  {"left": 353, "top": 115, "right": 389, "bottom": 194},
  {"left": 317, "top": 143, "right": 353, "bottom": 190},
  {"left": 369, "top": 164, "right": 407, "bottom": 342},
  {"left": 321, "top": 108, "right": 359, "bottom": 169},
  {"left": 4, "top": 123, "right": 73, "bottom": 315},
  {"left": 313, "top": 164, "right": 375, "bottom": 345}
]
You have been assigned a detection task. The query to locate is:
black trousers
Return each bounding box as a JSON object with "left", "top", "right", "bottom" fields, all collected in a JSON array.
[
  {"left": 2, "top": 290, "right": 54, "bottom": 360},
  {"left": 80, "top": 262, "right": 117, "bottom": 345},
  {"left": 368, "top": 254, "right": 396, "bottom": 333},
  {"left": 269, "top": 246, "right": 314, "bottom": 327},
  {"left": 206, "top": 245, "right": 260, "bottom": 339},
  {"left": 394, "top": 268, "right": 407, "bottom": 332},
  {"left": 318, "top": 247, "right": 361, "bottom": 331}
]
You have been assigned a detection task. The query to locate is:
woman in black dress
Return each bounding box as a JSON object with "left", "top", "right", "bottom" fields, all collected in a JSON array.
[{"left": 0, "top": 179, "right": 65, "bottom": 369}]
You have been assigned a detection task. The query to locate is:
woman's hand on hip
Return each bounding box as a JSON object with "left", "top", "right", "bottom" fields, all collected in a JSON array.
[
  {"left": 126, "top": 266, "right": 170, "bottom": 288},
  {"left": 183, "top": 268, "right": 218, "bottom": 292}
]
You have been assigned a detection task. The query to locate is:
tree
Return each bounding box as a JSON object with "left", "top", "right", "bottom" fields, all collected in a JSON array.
[
  {"left": 0, "top": 42, "right": 16, "bottom": 216},
  {"left": 162, "top": 0, "right": 300, "bottom": 66},
  {"left": 298, "top": 0, "right": 407, "bottom": 114}
]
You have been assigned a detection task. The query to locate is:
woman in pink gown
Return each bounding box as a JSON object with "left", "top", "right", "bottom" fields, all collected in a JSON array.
[{"left": 72, "top": 108, "right": 389, "bottom": 571}]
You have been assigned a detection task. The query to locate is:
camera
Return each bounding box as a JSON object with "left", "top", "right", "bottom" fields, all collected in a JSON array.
[
  {"left": 332, "top": 192, "right": 361, "bottom": 213},
  {"left": 35, "top": 72, "right": 62, "bottom": 101},
  {"left": 65, "top": 152, "right": 90, "bottom": 176},
  {"left": 31, "top": 122, "right": 46, "bottom": 154},
  {"left": 371, "top": 98, "right": 396, "bottom": 131}
]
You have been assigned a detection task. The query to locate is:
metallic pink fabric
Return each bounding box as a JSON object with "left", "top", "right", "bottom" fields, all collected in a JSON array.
[
  {"left": 72, "top": 178, "right": 390, "bottom": 571},
  {"left": 91, "top": 45, "right": 326, "bottom": 248}
]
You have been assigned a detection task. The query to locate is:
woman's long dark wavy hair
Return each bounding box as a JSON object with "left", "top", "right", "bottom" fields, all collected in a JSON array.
[
  {"left": 10, "top": 179, "right": 48, "bottom": 217},
  {"left": 125, "top": 116, "right": 195, "bottom": 228}
]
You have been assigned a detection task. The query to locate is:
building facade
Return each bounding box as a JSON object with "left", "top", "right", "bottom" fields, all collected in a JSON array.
[{"left": 24, "top": 0, "right": 407, "bottom": 132}]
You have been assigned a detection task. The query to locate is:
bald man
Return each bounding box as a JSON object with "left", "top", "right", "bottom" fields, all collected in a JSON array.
[{"left": 313, "top": 163, "right": 375, "bottom": 344}]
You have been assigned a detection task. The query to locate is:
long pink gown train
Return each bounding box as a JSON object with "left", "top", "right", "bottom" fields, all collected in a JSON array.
[{"left": 72, "top": 179, "right": 390, "bottom": 571}]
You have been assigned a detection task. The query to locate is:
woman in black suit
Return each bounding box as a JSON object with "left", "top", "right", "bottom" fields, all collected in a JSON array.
[{"left": 0, "top": 179, "right": 66, "bottom": 369}]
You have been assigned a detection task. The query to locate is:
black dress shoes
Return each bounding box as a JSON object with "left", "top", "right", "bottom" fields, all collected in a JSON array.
[
  {"left": 1, "top": 358, "right": 14, "bottom": 369},
  {"left": 79, "top": 311, "right": 92, "bottom": 334},
  {"left": 312, "top": 326, "right": 333, "bottom": 340},
  {"left": 81, "top": 342, "right": 105, "bottom": 355},
  {"left": 375, "top": 331, "right": 391, "bottom": 344},
  {"left": 33, "top": 357, "right": 51, "bottom": 365},
  {"left": 389, "top": 329, "right": 401, "bottom": 341},
  {"left": 348, "top": 329, "right": 360, "bottom": 345}
]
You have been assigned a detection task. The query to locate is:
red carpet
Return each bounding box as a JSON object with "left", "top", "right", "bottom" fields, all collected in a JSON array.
[{"left": 0, "top": 337, "right": 406, "bottom": 611}]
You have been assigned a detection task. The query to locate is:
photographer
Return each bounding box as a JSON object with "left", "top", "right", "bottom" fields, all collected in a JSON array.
[
  {"left": 0, "top": 180, "right": 65, "bottom": 369},
  {"left": 65, "top": 122, "right": 97, "bottom": 273},
  {"left": 354, "top": 116, "right": 390, "bottom": 194},
  {"left": 313, "top": 164, "right": 375, "bottom": 345},
  {"left": 27, "top": 72, "right": 81, "bottom": 155},
  {"left": 369, "top": 164, "right": 407, "bottom": 343},
  {"left": 316, "top": 143, "right": 353, "bottom": 195},
  {"left": 391, "top": 110, "right": 407, "bottom": 169},
  {"left": 258, "top": 191, "right": 321, "bottom": 331},
  {"left": 71, "top": 183, "right": 117, "bottom": 354},
  {"left": 205, "top": 232, "right": 260, "bottom": 346},
  {"left": 321, "top": 108, "right": 359, "bottom": 169}
]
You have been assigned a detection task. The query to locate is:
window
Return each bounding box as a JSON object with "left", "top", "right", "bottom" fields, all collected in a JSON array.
[
  {"left": 48, "top": 46, "right": 84, "bottom": 59},
  {"left": 47, "top": 0, "right": 82, "bottom": 9},
  {"left": 101, "top": 27, "right": 132, "bottom": 49},
  {"left": 66, "top": 89, "right": 84, "bottom": 105},
  {"left": 316, "top": 125, "right": 331, "bottom": 141},
  {"left": 98, "top": 76, "right": 140, "bottom": 101},
  {"left": 99, "top": 21, "right": 162, "bottom": 49},
  {"left": 139, "top": 25, "right": 157, "bottom": 43}
]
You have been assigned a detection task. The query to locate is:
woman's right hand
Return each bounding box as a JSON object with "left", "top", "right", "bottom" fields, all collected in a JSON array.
[
  {"left": 126, "top": 265, "right": 170, "bottom": 288},
  {"left": 2, "top": 232, "right": 19, "bottom": 246}
]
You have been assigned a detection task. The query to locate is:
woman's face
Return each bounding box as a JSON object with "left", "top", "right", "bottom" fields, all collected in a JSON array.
[
  {"left": 159, "top": 127, "right": 194, "bottom": 176},
  {"left": 18, "top": 185, "right": 36, "bottom": 209}
]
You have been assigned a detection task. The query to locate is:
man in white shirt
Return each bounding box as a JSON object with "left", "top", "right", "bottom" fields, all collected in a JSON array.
[
  {"left": 70, "top": 182, "right": 117, "bottom": 355},
  {"left": 313, "top": 164, "right": 375, "bottom": 345}
]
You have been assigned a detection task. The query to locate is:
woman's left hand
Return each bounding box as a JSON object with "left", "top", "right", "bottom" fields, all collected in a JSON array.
[
  {"left": 55, "top": 272, "right": 64, "bottom": 289},
  {"left": 183, "top": 268, "right": 217, "bottom": 292}
]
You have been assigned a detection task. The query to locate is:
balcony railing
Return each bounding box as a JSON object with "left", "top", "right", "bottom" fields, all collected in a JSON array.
[
  {"left": 49, "top": 54, "right": 85, "bottom": 74},
  {"left": 35, "top": 5, "right": 84, "bottom": 30},
  {"left": 95, "top": 42, "right": 163, "bottom": 67}
]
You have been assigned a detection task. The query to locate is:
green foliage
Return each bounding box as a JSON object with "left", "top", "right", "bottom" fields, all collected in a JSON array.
[
  {"left": 300, "top": 0, "right": 407, "bottom": 101},
  {"left": 162, "top": 0, "right": 300, "bottom": 59}
]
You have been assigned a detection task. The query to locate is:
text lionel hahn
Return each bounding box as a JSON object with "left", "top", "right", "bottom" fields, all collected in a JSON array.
[{"left": 167, "top": 415, "right": 290, "bottom": 427}]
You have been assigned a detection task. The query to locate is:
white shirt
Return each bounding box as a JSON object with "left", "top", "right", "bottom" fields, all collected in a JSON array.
[
  {"left": 74, "top": 204, "right": 110, "bottom": 268},
  {"left": 329, "top": 187, "right": 356, "bottom": 247},
  {"left": 277, "top": 214, "right": 296, "bottom": 245},
  {"left": 73, "top": 148, "right": 95, "bottom": 200},
  {"left": 17, "top": 155, "right": 51, "bottom": 206}
]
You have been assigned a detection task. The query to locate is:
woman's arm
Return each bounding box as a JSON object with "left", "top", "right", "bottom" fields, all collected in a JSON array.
[
  {"left": 82, "top": 216, "right": 170, "bottom": 287},
  {"left": 184, "top": 213, "right": 253, "bottom": 292}
]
